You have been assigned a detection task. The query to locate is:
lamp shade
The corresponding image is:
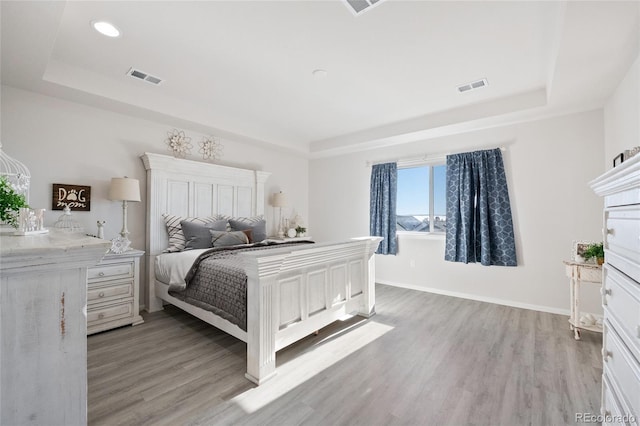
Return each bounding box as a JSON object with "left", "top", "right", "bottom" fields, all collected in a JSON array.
[
  {"left": 272, "top": 191, "right": 287, "bottom": 208},
  {"left": 108, "top": 177, "right": 141, "bottom": 202}
]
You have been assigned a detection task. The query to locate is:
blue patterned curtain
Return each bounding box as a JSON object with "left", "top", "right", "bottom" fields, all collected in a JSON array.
[
  {"left": 445, "top": 148, "right": 517, "bottom": 266},
  {"left": 370, "top": 162, "right": 398, "bottom": 255}
]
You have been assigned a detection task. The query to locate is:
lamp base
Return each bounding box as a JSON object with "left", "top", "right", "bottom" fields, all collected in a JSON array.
[{"left": 109, "top": 235, "right": 131, "bottom": 254}]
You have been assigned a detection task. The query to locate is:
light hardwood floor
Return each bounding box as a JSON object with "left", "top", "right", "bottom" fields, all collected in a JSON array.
[{"left": 88, "top": 284, "right": 602, "bottom": 426}]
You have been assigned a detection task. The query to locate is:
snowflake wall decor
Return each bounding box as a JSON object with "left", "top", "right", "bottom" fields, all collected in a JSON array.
[
  {"left": 166, "top": 129, "right": 192, "bottom": 158},
  {"left": 199, "top": 136, "right": 224, "bottom": 161}
]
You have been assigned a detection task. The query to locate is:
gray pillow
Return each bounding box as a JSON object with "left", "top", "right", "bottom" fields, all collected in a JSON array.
[
  {"left": 209, "top": 230, "right": 249, "bottom": 247},
  {"left": 228, "top": 218, "right": 267, "bottom": 242},
  {"left": 181, "top": 220, "right": 228, "bottom": 250}
]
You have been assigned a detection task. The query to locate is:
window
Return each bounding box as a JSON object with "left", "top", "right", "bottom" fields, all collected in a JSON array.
[{"left": 396, "top": 163, "right": 446, "bottom": 233}]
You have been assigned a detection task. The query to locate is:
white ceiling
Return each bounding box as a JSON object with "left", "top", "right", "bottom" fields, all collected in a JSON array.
[{"left": 1, "top": 1, "right": 638, "bottom": 157}]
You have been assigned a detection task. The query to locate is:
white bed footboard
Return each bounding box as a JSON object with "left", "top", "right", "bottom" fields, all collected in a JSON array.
[{"left": 242, "top": 237, "right": 382, "bottom": 384}]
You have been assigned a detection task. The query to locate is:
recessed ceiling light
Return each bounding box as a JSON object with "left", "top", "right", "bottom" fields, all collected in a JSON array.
[
  {"left": 312, "top": 69, "right": 328, "bottom": 79},
  {"left": 91, "top": 21, "right": 121, "bottom": 38}
]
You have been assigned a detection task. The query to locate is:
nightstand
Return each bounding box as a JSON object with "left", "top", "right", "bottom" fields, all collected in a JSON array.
[{"left": 87, "top": 249, "right": 144, "bottom": 335}]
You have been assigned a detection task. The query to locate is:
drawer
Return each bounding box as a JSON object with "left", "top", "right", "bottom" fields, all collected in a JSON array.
[
  {"left": 603, "top": 320, "right": 640, "bottom": 420},
  {"left": 88, "top": 262, "right": 134, "bottom": 282},
  {"left": 565, "top": 264, "right": 602, "bottom": 282},
  {"left": 87, "top": 280, "right": 133, "bottom": 304},
  {"left": 580, "top": 266, "right": 603, "bottom": 283},
  {"left": 605, "top": 206, "right": 640, "bottom": 283},
  {"left": 604, "top": 265, "right": 640, "bottom": 363},
  {"left": 602, "top": 373, "right": 628, "bottom": 425},
  {"left": 87, "top": 300, "right": 134, "bottom": 325}
]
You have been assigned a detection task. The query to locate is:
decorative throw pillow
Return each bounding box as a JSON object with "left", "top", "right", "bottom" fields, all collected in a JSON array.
[
  {"left": 240, "top": 228, "right": 254, "bottom": 243},
  {"left": 181, "top": 220, "right": 228, "bottom": 250},
  {"left": 228, "top": 218, "right": 267, "bottom": 242},
  {"left": 209, "top": 230, "right": 249, "bottom": 247},
  {"left": 162, "top": 214, "right": 225, "bottom": 252}
]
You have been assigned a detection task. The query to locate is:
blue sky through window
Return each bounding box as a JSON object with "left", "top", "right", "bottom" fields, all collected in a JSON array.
[
  {"left": 397, "top": 165, "right": 446, "bottom": 216},
  {"left": 433, "top": 165, "right": 446, "bottom": 215}
]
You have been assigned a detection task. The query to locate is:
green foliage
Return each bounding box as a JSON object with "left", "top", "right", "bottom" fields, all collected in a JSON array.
[
  {"left": 0, "top": 176, "right": 28, "bottom": 227},
  {"left": 295, "top": 225, "right": 307, "bottom": 234},
  {"left": 583, "top": 242, "right": 604, "bottom": 260}
]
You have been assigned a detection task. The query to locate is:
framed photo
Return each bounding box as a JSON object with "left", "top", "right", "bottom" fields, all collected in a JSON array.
[
  {"left": 572, "top": 240, "right": 596, "bottom": 263},
  {"left": 613, "top": 152, "right": 624, "bottom": 167},
  {"left": 52, "top": 183, "right": 91, "bottom": 211}
]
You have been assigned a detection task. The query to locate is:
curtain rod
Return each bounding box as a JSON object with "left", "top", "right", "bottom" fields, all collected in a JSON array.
[{"left": 365, "top": 146, "right": 507, "bottom": 168}]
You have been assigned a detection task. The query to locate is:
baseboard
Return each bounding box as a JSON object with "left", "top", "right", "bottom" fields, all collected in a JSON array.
[{"left": 377, "top": 279, "right": 573, "bottom": 316}]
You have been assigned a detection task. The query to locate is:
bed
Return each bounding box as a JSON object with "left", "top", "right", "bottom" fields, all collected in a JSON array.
[{"left": 141, "top": 152, "right": 382, "bottom": 384}]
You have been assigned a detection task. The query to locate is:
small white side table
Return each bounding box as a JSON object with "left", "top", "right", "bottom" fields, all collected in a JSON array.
[{"left": 563, "top": 260, "right": 602, "bottom": 340}]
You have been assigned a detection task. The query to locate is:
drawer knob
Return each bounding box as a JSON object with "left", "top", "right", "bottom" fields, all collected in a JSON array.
[
  {"left": 602, "top": 348, "right": 612, "bottom": 361},
  {"left": 601, "top": 287, "right": 611, "bottom": 306},
  {"left": 98, "top": 313, "right": 105, "bottom": 319},
  {"left": 98, "top": 272, "right": 105, "bottom": 277},
  {"left": 605, "top": 228, "right": 614, "bottom": 235},
  {"left": 98, "top": 292, "right": 105, "bottom": 298}
]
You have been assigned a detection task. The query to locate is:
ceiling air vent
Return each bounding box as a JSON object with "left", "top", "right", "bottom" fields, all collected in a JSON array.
[
  {"left": 343, "top": 0, "right": 386, "bottom": 16},
  {"left": 457, "top": 78, "right": 488, "bottom": 93},
  {"left": 126, "top": 68, "right": 163, "bottom": 85}
]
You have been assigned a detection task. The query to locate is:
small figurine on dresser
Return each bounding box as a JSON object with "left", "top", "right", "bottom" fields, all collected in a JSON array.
[{"left": 97, "top": 220, "right": 106, "bottom": 239}]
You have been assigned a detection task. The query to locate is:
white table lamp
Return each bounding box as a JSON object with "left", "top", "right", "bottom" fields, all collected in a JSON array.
[
  {"left": 108, "top": 177, "right": 141, "bottom": 253},
  {"left": 272, "top": 191, "right": 288, "bottom": 238}
]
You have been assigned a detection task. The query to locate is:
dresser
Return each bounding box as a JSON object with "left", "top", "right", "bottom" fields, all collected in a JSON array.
[
  {"left": 590, "top": 153, "right": 640, "bottom": 425},
  {"left": 87, "top": 249, "right": 144, "bottom": 334},
  {"left": 0, "top": 229, "right": 109, "bottom": 425}
]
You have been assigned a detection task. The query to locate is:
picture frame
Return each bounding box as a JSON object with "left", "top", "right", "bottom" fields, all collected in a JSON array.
[
  {"left": 572, "top": 240, "right": 596, "bottom": 263},
  {"left": 52, "top": 183, "right": 91, "bottom": 211},
  {"left": 613, "top": 152, "right": 624, "bottom": 168}
]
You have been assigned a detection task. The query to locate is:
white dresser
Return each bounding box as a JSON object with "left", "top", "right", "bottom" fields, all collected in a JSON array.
[
  {"left": 0, "top": 229, "right": 109, "bottom": 425},
  {"left": 591, "top": 154, "right": 640, "bottom": 425},
  {"left": 87, "top": 249, "right": 144, "bottom": 334}
]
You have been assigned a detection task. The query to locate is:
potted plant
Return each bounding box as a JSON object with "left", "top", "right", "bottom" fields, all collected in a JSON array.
[
  {"left": 295, "top": 225, "right": 307, "bottom": 237},
  {"left": 0, "top": 176, "right": 28, "bottom": 228},
  {"left": 583, "top": 242, "right": 605, "bottom": 265}
]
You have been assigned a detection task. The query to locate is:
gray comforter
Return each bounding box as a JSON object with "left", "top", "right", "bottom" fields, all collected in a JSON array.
[{"left": 168, "top": 241, "right": 313, "bottom": 331}]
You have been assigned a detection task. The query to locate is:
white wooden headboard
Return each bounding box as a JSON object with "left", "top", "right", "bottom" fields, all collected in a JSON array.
[{"left": 140, "top": 152, "right": 271, "bottom": 311}]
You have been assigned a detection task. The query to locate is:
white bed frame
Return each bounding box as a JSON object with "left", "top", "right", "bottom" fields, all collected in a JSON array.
[{"left": 141, "top": 152, "right": 382, "bottom": 384}]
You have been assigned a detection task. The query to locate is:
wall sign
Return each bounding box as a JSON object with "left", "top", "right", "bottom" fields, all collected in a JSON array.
[{"left": 52, "top": 184, "right": 91, "bottom": 211}]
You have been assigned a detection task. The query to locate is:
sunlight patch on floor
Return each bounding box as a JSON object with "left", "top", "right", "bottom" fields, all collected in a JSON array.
[{"left": 231, "top": 321, "right": 393, "bottom": 413}]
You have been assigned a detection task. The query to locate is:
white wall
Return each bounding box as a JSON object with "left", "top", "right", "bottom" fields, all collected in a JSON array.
[
  {"left": 1, "top": 84, "right": 612, "bottom": 316},
  {"left": 1, "top": 85, "right": 309, "bottom": 307},
  {"left": 604, "top": 54, "right": 640, "bottom": 167},
  {"left": 310, "top": 110, "right": 605, "bottom": 314}
]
